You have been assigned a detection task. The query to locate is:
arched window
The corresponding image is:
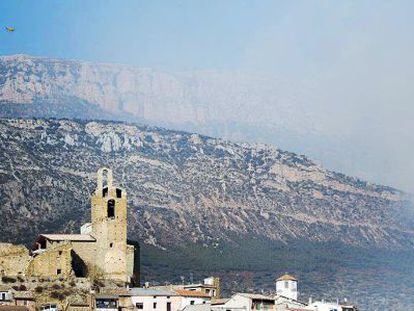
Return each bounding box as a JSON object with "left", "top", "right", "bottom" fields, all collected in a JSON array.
[{"left": 107, "top": 199, "right": 115, "bottom": 218}]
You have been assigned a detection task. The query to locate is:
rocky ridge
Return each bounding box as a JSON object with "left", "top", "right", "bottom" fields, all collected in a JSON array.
[{"left": 0, "top": 118, "right": 411, "bottom": 250}]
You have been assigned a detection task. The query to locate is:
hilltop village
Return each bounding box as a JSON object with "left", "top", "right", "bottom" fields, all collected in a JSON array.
[{"left": 0, "top": 169, "right": 357, "bottom": 311}]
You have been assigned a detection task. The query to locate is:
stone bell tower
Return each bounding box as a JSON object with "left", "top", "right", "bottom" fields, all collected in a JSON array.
[{"left": 91, "top": 167, "right": 129, "bottom": 283}]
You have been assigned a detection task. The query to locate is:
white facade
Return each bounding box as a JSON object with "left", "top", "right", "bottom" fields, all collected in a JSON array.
[
  {"left": 307, "top": 301, "right": 342, "bottom": 311},
  {"left": 130, "top": 294, "right": 179, "bottom": 311},
  {"left": 177, "top": 296, "right": 210, "bottom": 310},
  {"left": 128, "top": 289, "right": 179, "bottom": 311},
  {"left": 222, "top": 294, "right": 252, "bottom": 311},
  {"left": 0, "top": 290, "right": 12, "bottom": 303},
  {"left": 222, "top": 293, "right": 275, "bottom": 311},
  {"left": 275, "top": 274, "right": 298, "bottom": 301}
]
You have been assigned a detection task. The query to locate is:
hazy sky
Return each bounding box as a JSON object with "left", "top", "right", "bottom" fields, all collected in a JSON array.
[{"left": 1, "top": 0, "right": 414, "bottom": 191}]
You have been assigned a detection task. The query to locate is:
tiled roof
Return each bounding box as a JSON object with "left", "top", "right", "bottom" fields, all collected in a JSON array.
[
  {"left": 184, "top": 284, "right": 216, "bottom": 289},
  {"left": 127, "top": 288, "right": 178, "bottom": 297},
  {"left": 276, "top": 274, "right": 297, "bottom": 282},
  {"left": 40, "top": 234, "right": 96, "bottom": 242},
  {"left": 237, "top": 293, "right": 275, "bottom": 301},
  {"left": 174, "top": 289, "right": 211, "bottom": 298},
  {"left": 211, "top": 298, "right": 230, "bottom": 305},
  {"left": 13, "top": 292, "right": 34, "bottom": 299}
]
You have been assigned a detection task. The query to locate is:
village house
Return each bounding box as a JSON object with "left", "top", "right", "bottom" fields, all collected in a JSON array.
[
  {"left": 220, "top": 293, "right": 275, "bottom": 311},
  {"left": 121, "top": 288, "right": 179, "bottom": 311}
]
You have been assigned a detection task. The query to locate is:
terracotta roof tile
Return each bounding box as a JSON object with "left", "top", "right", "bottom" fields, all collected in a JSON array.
[{"left": 174, "top": 289, "right": 210, "bottom": 298}]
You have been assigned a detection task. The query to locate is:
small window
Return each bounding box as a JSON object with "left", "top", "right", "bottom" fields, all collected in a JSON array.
[
  {"left": 107, "top": 199, "right": 115, "bottom": 218},
  {"left": 136, "top": 303, "right": 143, "bottom": 309},
  {"left": 153, "top": 302, "right": 157, "bottom": 309},
  {"left": 57, "top": 269, "right": 61, "bottom": 275},
  {"left": 58, "top": 251, "right": 62, "bottom": 255},
  {"left": 1, "top": 293, "right": 6, "bottom": 301},
  {"left": 103, "top": 187, "right": 108, "bottom": 197},
  {"left": 110, "top": 243, "right": 113, "bottom": 248},
  {"left": 190, "top": 301, "right": 194, "bottom": 305},
  {"left": 206, "top": 289, "right": 210, "bottom": 294},
  {"left": 202, "top": 301, "right": 206, "bottom": 304},
  {"left": 166, "top": 296, "right": 170, "bottom": 299},
  {"left": 284, "top": 281, "right": 289, "bottom": 289},
  {"left": 153, "top": 296, "right": 157, "bottom": 299},
  {"left": 116, "top": 188, "right": 122, "bottom": 198}
]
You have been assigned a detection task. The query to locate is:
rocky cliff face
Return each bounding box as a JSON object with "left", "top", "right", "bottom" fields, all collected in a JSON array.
[
  {"left": 0, "top": 54, "right": 315, "bottom": 136},
  {"left": 0, "top": 118, "right": 411, "bottom": 250}
]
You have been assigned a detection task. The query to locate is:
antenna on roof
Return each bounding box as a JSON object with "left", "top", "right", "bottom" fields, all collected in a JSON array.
[{"left": 190, "top": 272, "right": 194, "bottom": 284}]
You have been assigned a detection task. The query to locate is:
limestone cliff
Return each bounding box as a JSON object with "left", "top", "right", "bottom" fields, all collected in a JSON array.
[{"left": 0, "top": 118, "right": 411, "bottom": 250}]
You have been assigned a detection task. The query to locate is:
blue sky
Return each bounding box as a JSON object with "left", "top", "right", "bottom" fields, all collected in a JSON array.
[
  {"left": 1, "top": 0, "right": 413, "bottom": 74},
  {"left": 0, "top": 0, "right": 277, "bottom": 69}
]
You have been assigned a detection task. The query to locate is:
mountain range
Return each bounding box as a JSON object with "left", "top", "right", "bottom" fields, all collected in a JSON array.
[{"left": 1, "top": 55, "right": 414, "bottom": 309}]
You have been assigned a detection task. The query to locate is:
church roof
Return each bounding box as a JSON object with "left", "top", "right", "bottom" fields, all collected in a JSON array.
[
  {"left": 276, "top": 274, "right": 297, "bottom": 282},
  {"left": 39, "top": 234, "right": 96, "bottom": 242}
]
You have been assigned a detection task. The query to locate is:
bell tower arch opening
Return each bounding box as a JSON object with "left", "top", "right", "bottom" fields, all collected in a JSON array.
[{"left": 107, "top": 199, "right": 115, "bottom": 218}]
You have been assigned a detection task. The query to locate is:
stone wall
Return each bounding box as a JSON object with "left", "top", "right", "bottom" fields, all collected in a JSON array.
[
  {"left": 26, "top": 243, "right": 72, "bottom": 278},
  {"left": 0, "top": 243, "right": 31, "bottom": 276}
]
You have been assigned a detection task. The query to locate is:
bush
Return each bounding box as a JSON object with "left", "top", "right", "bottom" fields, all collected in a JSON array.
[
  {"left": 1, "top": 276, "right": 16, "bottom": 283},
  {"left": 51, "top": 284, "right": 62, "bottom": 290},
  {"left": 34, "top": 286, "right": 43, "bottom": 293},
  {"left": 50, "top": 291, "right": 67, "bottom": 300}
]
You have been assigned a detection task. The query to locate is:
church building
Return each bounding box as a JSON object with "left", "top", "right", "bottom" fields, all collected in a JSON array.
[{"left": 0, "top": 168, "right": 135, "bottom": 284}]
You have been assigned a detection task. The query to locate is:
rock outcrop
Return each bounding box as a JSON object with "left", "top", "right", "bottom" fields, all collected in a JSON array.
[{"left": 0, "top": 118, "right": 411, "bottom": 250}]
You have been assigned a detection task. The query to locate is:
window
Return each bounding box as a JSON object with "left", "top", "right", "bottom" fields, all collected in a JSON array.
[
  {"left": 56, "top": 269, "right": 61, "bottom": 275},
  {"left": 116, "top": 188, "right": 122, "bottom": 198},
  {"left": 107, "top": 199, "right": 115, "bottom": 218},
  {"left": 103, "top": 187, "right": 109, "bottom": 197},
  {"left": 166, "top": 296, "right": 170, "bottom": 299},
  {"left": 167, "top": 302, "right": 171, "bottom": 311},
  {"left": 96, "top": 299, "right": 117, "bottom": 309},
  {"left": 136, "top": 303, "right": 143, "bottom": 309},
  {"left": 153, "top": 296, "right": 157, "bottom": 299},
  {"left": 40, "top": 304, "right": 57, "bottom": 311},
  {"left": 1, "top": 293, "right": 6, "bottom": 301},
  {"left": 190, "top": 301, "right": 194, "bottom": 305},
  {"left": 284, "top": 281, "right": 289, "bottom": 289},
  {"left": 109, "top": 243, "right": 113, "bottom": 248},
  {"left": 206, "top": 289, "right": 210, "bottom": 294},
  {"left": 58, "top": 251, "right": 62, "bottom": 256},
  {"left": 153, "top": 302, "right": 157, "bottom": 309}
]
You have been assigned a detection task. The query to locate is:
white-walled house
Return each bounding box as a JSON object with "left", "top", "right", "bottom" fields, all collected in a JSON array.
[
  {"left": 0, "top": 287, "right": 12, "bottom": 305},
  {"left": 174, "top": 289, "right": 211, "bottom": 310},
  {"left": 275, "top": 274, "right": 298, "bottom": 301},
  {"left": 274, "top": 295, "right": 308, "bottom": 311},
  {"left": 222, "top": 293, "right": 275, "bottom": 311},
  {"left": 306, "top": 301, "right": 358, "bottom": 311},
  {"left": 95, "top": 294, "right": 119, "bottom": 311},
  {"left": 127, "top": 288, "right": 180, "bottom": 311}
]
